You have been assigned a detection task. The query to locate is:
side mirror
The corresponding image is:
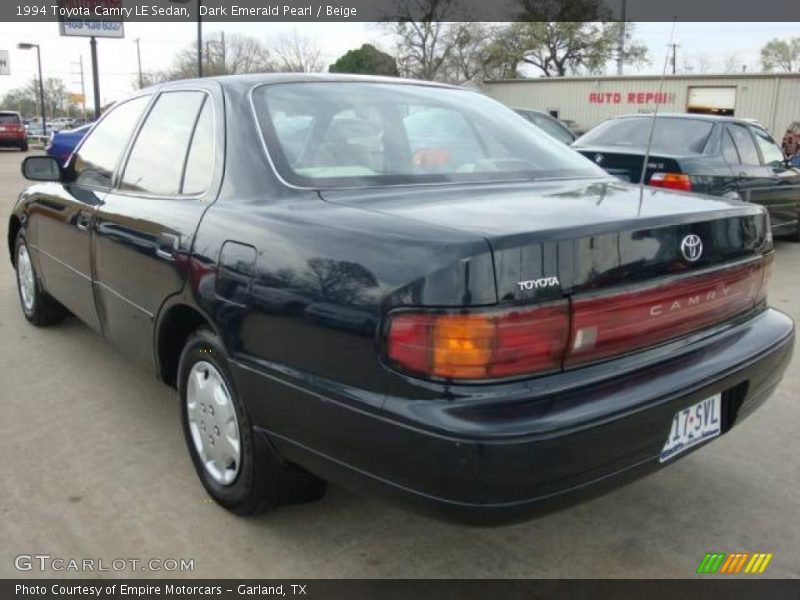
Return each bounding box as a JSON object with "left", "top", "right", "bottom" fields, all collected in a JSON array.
[{"left": 22, "top": 156, "right": 62, "bottom": 182}]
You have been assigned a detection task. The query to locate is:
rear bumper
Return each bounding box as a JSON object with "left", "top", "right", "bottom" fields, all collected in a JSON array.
[
  {"left": 0, "top": 136, "right": 25, "bottom": 147},
  {"left": 234, "top": 307, "right": 794, "bottom": 525}
]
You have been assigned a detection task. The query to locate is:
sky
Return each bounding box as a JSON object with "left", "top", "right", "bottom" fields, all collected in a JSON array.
[{"left": 0, "top": 21, "right": 798, "bottom": 109}]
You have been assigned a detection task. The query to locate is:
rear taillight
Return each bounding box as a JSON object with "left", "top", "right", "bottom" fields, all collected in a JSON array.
[
  {"left": 566, "top": 261, "right": 764, "bottom": 366},
  {"left": 756, "top": 252, "right": 773, "bottom": 305},
  {"left": 649, "top": 172, "right": 692, "bottom": 192},
  {"left": 387, "top": 302, "right": 568, "bottom": 380},
  {"left": 386, "top": 258, "right": 769, "bottom": 382}
]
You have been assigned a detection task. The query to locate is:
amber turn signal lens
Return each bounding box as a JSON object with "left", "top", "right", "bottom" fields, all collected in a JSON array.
[{"left": 387, "top": 303, "right": 569, "bottom": 381}]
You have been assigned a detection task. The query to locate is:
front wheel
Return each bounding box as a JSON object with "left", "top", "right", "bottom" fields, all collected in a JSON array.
[
  {"left": 178, "top": 328, "right": 326, "bottom": 516},
  {"left": 15, "top": 232, "right": 67, "bottom": 326}
]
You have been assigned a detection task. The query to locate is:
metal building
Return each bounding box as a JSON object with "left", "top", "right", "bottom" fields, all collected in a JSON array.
[{"left": 483, "top": 73, "right": 800, "bottom": 136}]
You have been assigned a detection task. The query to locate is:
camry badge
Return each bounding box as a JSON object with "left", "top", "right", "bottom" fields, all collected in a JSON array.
[{"left": 680, "top": 234, "right": 703, "bottom": 262}]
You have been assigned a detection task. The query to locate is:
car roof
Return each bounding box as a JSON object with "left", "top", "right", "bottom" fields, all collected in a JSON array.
[
  {"left": 155, "top": 72, "right": 460, "bottom": 93},
  {"left": 0, "top": 110, "right": 21, "bottom": 116},
  {"left": 608, "top": 112, "right": 751, "bottom": 124}
]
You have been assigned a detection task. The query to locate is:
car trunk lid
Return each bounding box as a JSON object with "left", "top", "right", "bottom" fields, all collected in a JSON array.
[
  {"left": 574, "top": 147, "right": 685, "bottom": 184},
  {"left": 322, "top": 178, "right": 769, "bottom": 304}
]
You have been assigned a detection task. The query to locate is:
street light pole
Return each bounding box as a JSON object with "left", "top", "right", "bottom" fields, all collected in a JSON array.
[
  {"left": 18, "top": 43, "right": 47, "bottom": 139},
  {"left": 134, "top": 38, "right": 143, "bottom": 88}
]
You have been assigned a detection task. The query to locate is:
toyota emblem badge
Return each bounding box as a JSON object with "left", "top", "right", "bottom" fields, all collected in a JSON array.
[{"left": 680, "top": 234, "right": 703, "bottom": 262}]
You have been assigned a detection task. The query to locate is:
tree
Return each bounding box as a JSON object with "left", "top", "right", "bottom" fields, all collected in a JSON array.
[
  {"left": 273, "top": 30, "right": 324, "bottom": 73},
  {"left": 490, "top": 21, "right": 648, "bottom": 77},
  {"left": 329, "top": 44, "right": 399, "bottom": 76},
  {"left": 388, "top": 0, "right": 463, "bottom": 81},
  {"left": 761, "top": 37, "right": 800, "bottom": 72},
  {"left": 136, "top": 32, "right": 275, "bottom": 87},
  {"left": 1, "top": 76, "right": 77, "bottom": 119}
]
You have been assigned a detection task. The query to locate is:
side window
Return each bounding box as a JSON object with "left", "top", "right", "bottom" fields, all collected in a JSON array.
[
  {"left": 750, "top": 126, "right": 785, "bottom": 166},
  {"left": 727, "top": 124, "right": 760, "bottom": 166},
  {"left": 120, "top": 91, "right": 206, "bottom": 195},
  {"left": 72, "top": 96, "right": 150, "bottom": 189},
  {"left": 182, "top": 99, "right": 214, "bottom": 195},
  {"left": 721, "top": 130, "right": 741, "bottom": 165}
]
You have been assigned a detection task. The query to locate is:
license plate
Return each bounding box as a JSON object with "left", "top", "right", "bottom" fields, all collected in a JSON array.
[{"left": 660, "top": 393, "right": 721, "bottom": 462}]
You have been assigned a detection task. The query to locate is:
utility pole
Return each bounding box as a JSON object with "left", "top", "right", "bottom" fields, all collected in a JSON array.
[
  {"left": 616, "top": 0, "right": 627, "bottom": 75},
  {"left": 667, "top": 43, "right": 679, "bottom": 75},
  {"left": 134, "top": 38, "right": 143, "bottom": 88},
  {"left": 220, "top": 31, "right": 226, "bottom": 73},
  {"left": 90, "top": 36, "right": 101, "bottom": 118},
  {"left": 71, "top": 56, "right": 87, "bottom": 120}
]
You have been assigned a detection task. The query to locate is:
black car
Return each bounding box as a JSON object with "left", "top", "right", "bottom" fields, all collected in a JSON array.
[
  {"left": 513, "top": 108, "right": 577, "bottom": 145},
  {"left": 8, "top": 75, "right": 794, "bottom": 524},
  {"left": 573, "top": 114, "right": 800, "bottom": 240}
]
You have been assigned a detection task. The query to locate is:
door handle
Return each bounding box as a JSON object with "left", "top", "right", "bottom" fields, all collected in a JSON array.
[
  {"left": 76, "top": 210, "right": 92, "bottom": 231},
  {"left": 156, "top": 233, "right": 180, "bottom": 261}
]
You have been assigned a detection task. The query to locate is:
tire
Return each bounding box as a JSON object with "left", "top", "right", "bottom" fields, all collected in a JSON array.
[
  {"left": 178, "top": 328, "right": 326, "bottom": 516},
  {"left": 14, "top": 232, "right": 67, "bottom": 326},
  {"left": 20, "top": 141, "right": 28, "bottom": 152}
]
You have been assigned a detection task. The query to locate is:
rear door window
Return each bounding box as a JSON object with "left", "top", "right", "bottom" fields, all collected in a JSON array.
[
  {"left": 575, "top": 117, "right": 713, "bottom": 154},
  {"left": 721, "top": 130, "right": 741, "bottom": 165},
  {"left": 181, "top": 98, "right": 215, "bottom": 195},
  {"left": 750, "top": 126, "right": 785, "bottom": 166},
  {"left": 72, "top": 96, "right": 150, "bottom": 189},
  {"left": 727, "top": 124, "right": 761, "bottom": 166},
  {"left": 0, "top": 113, "right": 21, "bottom": 124},
  {"left": 120, "top": 91, "right": 206, "bottom": 196}
]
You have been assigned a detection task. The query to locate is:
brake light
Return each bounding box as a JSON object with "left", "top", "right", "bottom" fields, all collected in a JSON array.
[
  {"left": 387, "top": 302, "right": 568, "bottom": 380},
  {"left": 649, "top": 172, "right": 692, "bottom": 192},
  {"left": 566, "top": 261, "right": 764, "bottom": 366},
  {"left": 387, "top": 258, "right": 768, "bottom": 382}
]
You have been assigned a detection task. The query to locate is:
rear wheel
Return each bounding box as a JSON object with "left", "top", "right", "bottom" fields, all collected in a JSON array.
[
  {"left": 20, "top": 141, "right": 28, "bottom": 152},
  {"left": 15, "top": 232, "right": 67, "bottom": 326},
  {"left": 178, "top": 328, "right": 326, "bottom": 516}
]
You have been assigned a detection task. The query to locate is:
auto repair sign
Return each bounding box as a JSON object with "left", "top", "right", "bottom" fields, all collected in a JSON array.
[{"left": 589, "top": 91, "right": 677, "bottom": 105}]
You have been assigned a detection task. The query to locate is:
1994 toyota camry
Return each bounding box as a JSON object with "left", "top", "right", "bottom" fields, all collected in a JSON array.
[{"left": 7, "top": 75, "right": 795, "bottom": 524}]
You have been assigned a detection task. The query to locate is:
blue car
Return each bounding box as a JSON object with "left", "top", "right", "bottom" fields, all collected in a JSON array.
[{"left": 46, "top": 123, "right": 92, "bottom": 165}]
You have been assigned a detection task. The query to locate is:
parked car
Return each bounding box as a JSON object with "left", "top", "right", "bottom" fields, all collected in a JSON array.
[
  {"left": 46, "top": 123, "right": 93, "bottom": 164},
  {"left": 0, "top": 111, "right": 29, "bottom": 151},
  {"left": 783, "top": 121, "right": 800, "bottom": 157},
  {"left": 513, "top": 108, "right": 576, "bottom": 145},
  {"left": 24, "top": 122, "right": 48, "bottom": 146},
  {"left": 573, "top": 114, "right": 800, "bottom": 240},
  {"left": 8, "top": 75, "right": 794, "bottom": 524},
  {"left": 559, "top": 118, "right": 585, "bottom": 136}
]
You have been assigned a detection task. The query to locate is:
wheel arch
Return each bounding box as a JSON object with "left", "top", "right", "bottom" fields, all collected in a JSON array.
[
  {"left": 8, "top": 215, "right": 21, "bottom": 267},
  {"left": 155, "top": 301, "right": 219, "bottom": 388}
]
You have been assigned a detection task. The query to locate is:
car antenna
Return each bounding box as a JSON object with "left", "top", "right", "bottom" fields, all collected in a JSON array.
[{"left": 639, "top": 18, "right": 678, "bottom": 212}]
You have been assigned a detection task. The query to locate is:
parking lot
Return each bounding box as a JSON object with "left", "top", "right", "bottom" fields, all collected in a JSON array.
[{"left": 0, "top": 147, "right": 798, "bottom": 579}]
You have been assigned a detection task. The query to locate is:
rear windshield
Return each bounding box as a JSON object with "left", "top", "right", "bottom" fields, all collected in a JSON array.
[
  {"left": 252, "top": 82, "right": 603, "bottom": 188},
  {"left": 575, "top": 117, "right": 713, "bottom": 154},
  {"left": 0, "top": 113, "right": 21, "bottom": 124}
]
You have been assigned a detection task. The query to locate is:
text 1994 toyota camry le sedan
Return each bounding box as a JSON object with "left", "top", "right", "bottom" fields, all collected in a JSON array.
[{"left": 8, "top": 75, "right": 795, "bottom": 524}]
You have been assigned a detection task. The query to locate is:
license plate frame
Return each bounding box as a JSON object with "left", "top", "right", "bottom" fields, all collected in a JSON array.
[{"left": 660, "top": 393, "right": 722, "bottom": 462}]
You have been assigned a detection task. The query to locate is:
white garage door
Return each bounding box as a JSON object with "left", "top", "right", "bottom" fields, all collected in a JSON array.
[{"left": 687, "top": 87, "right": 737, "bottom": 111}]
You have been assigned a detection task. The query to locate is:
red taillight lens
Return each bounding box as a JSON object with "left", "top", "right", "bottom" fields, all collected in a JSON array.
[
  {"left": 566, "top": 261, "right": 764, "bottom": 366},
  {"left": 387, "top": 302, "right": 569, "bottom": 380},
  {"left": 387, "top": 257, "right": 769, "bottom": 382},
  {"left": 649, "top": 172, "right": 692, "bottom": 191}
]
